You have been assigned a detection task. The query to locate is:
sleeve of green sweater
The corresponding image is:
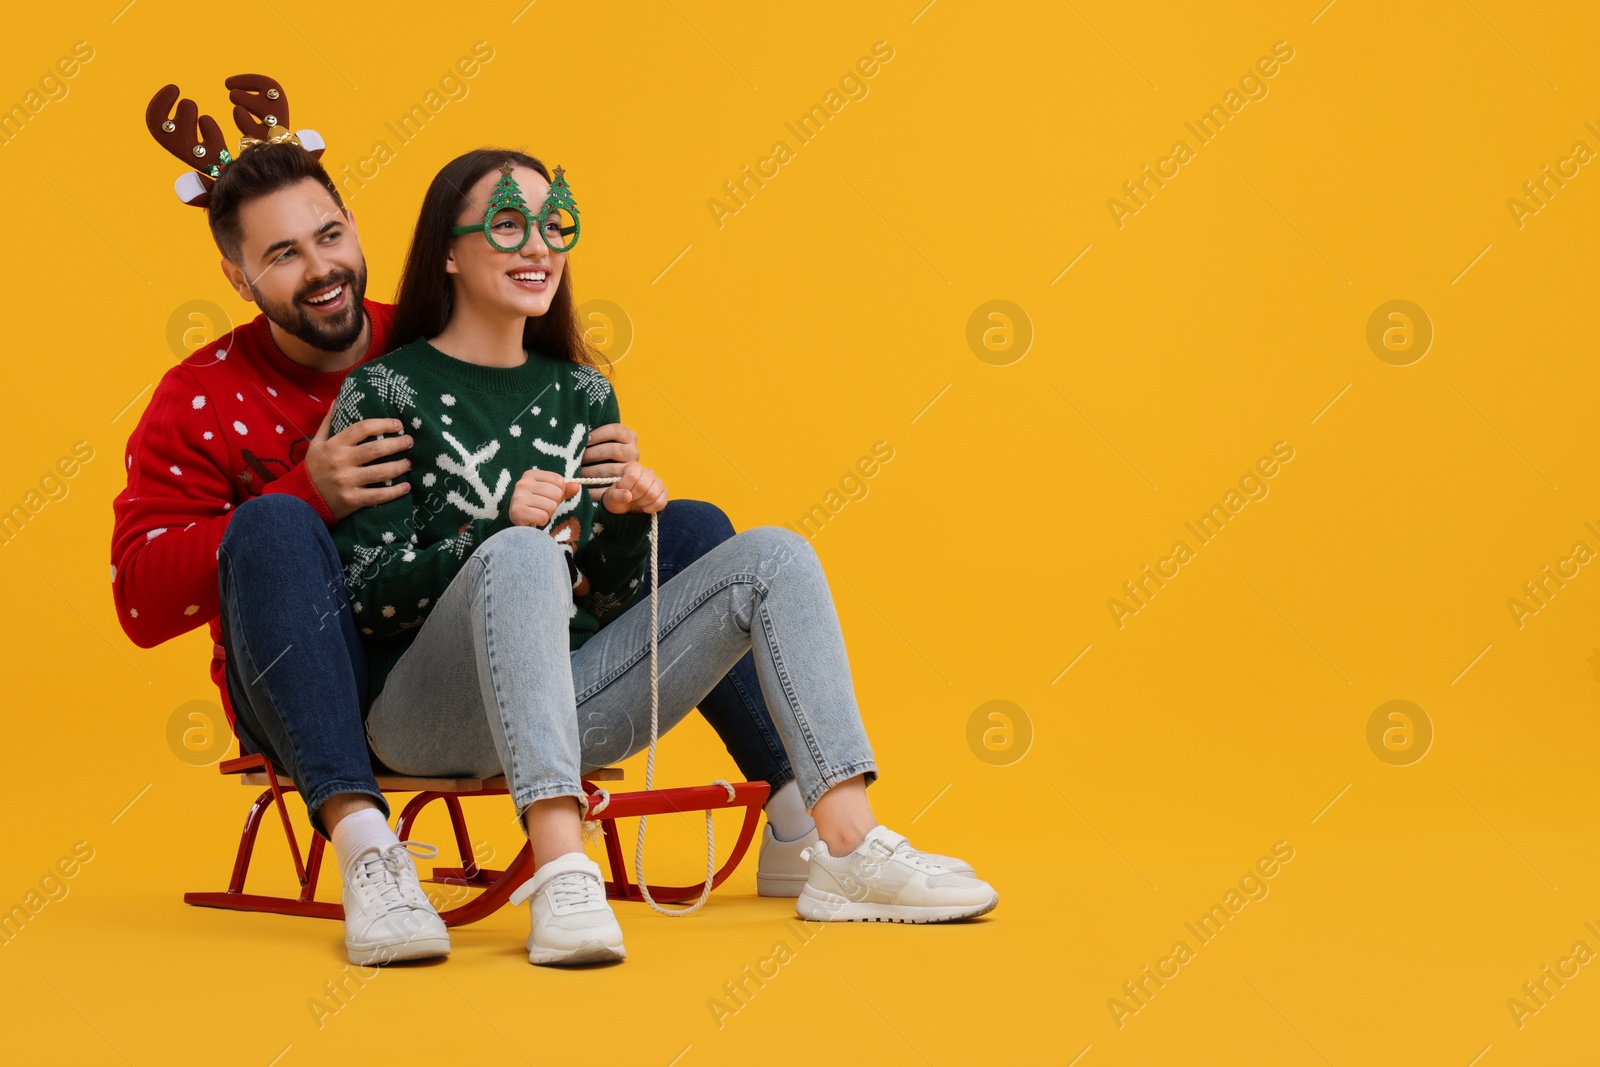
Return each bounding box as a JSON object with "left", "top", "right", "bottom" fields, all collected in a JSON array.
[
  {"left": 576, "top": 377, "right": 652, "bottom": 624},
  {"left": 329, "top": 367, "right": 504, "bottom": 640}
]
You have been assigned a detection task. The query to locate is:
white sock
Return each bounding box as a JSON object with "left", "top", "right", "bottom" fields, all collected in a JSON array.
[
  {"left": 330, "top": 806, "right": 398, "bottom": 875},
  {"left": 764, "top": 779, "right": 816, "bottom": 842}
]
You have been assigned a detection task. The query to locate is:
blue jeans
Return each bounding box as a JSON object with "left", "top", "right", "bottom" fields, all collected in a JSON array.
[
  {"left": 365, "top": 523, "right": 878, "bottom": 818},
  {"left": 628, "top": 501, "right": 797, "bottom": 806},
  {"left": 217, "top": 494, "right": 795, "bottom": 839}
]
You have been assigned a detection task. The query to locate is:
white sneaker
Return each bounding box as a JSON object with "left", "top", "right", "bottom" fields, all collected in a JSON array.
[
  {"left": 508, "top": 851, "right": 626, "bottom": 965},
  {"left": 341, "top": 841, "right": 451, "bottom": 965},
  {"left": 757, "top": 823, "right": 977, "bottom": 897},
  {"left": 796, "top": 825, "right": 999, "bottom": 923}
]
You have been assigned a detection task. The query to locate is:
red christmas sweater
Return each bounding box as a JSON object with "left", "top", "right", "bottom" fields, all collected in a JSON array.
[{"left": 111, "top": 300, "right": 396, "bottom": 731}]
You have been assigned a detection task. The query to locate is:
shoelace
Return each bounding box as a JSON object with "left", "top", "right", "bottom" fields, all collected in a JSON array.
[
  {"left": 569, "top": 477, "right": 733, "bottom": 917},
  {"left": 805, "top": 834, "right": 950, "bottom": 877},
  {"left": 546, "top": 870, "right": 606, "bottom": 914},
  {"left": 351, "top": 841, "right": 439, "bottom": 915},
  {"left": 888, "top": 838, "right": 954, "bottom": 875}
]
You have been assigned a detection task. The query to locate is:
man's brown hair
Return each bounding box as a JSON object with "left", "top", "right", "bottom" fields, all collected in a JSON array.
[{"left": 207, "top": 142, "right": 345, "bottom": 263}]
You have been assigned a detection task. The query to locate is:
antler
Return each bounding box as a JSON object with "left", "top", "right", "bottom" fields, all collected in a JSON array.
[
  {"left": 225, "top": 73, "right": 289, "bottom": 140},
  {"left": 145, "top": 83, "right": 229, "bottom": 206},
  {"left": 144, "top": 75, "right": 330, "bottom": 208},
  {"left": 224, "top": 73, "right": 326, "bottom": 160}
]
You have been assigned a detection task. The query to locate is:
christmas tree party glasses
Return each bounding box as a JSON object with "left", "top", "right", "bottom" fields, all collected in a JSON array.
[{"left": 451, "top": 162, "right": 580, "bottom": 254}]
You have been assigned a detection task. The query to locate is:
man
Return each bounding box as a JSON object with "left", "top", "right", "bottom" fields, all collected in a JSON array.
[{"left": 113, "top": 76, "right": 823, "bottom": 966}]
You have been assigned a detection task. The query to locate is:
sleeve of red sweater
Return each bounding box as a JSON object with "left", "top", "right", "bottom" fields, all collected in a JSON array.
[{"left": 110, "top": 365, "right": 332, "bottom": 649}]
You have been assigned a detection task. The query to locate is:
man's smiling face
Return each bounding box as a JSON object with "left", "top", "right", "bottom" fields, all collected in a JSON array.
[{"left": 221, "top": 178, "right": 369, "bottom": 352}]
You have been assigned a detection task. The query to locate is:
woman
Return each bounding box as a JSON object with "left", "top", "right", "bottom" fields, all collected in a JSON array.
[{"left": 329, "top": 148, "right": 998, "bottom": 966}]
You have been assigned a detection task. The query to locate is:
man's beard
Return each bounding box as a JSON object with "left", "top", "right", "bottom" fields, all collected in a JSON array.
[{"left": 252, "top": 262, "right": 369, "bottom": 352}]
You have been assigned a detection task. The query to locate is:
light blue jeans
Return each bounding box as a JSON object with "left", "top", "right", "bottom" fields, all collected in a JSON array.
[{"left": 364, "top": 524, "right": 879, "bottom": 819}]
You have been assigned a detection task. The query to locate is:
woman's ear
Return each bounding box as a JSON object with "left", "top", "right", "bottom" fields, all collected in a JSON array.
[{"left": 444, "top": 242, "right": 459, "bottom": 275}]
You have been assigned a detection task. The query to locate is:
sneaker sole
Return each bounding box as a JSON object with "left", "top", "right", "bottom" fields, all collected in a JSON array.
[
  {"left": 527, "top": 938, "right": 627, "bottom": 966},
  {"left": 795, "top": 887, "right": 999, "bottom": 924},
  {"left": 756, "top": 870, "right": 808, "bottom": 898},
  {"left": 345, "top": 934, "right": 451, "bottom": 966}
]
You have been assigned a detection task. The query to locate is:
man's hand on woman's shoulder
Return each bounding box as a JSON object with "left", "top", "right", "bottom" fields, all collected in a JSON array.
[
  {"left": 581, "top": 422, "right": 640, "bottom": 503},
  {"left": 307, "top": 404, "right": 414, "bottom": 522}
]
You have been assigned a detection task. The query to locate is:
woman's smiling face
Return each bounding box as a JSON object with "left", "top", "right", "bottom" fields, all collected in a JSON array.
[{"left": 445, "top": 163, "right": 566, "bottom": 319}]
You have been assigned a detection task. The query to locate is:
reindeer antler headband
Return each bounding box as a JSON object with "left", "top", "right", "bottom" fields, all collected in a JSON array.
[{"left": 145, "top": 74, "right": 327, "bottom": 208}]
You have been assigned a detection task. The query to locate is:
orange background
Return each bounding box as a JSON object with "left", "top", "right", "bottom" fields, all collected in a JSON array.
[{"left": 2, "top": 1, "right": 1598, "bottom": 1063}]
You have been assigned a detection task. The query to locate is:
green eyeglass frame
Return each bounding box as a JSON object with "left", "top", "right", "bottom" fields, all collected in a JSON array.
[{"left": 450, "top": 162, "right": 580, "bottom": 254}]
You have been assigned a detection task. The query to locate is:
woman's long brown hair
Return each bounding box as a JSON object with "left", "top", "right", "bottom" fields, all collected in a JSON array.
[{"left": 389, "top": 147, "right": 605, "bottom": 369}]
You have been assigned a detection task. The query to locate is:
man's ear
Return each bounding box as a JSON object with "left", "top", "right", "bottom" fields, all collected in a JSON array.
[{"left": 219, "top": 256, "right": 254, "bottom": 301}]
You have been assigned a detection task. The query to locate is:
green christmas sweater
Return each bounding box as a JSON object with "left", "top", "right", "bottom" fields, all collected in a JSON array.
[{"left": 328, "top": 337, "right": 652, "bottom": 702}]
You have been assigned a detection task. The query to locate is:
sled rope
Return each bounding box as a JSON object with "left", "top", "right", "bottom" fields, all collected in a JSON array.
[{"left": 571, "top": 477, "right": 733, "bottom": 916}]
